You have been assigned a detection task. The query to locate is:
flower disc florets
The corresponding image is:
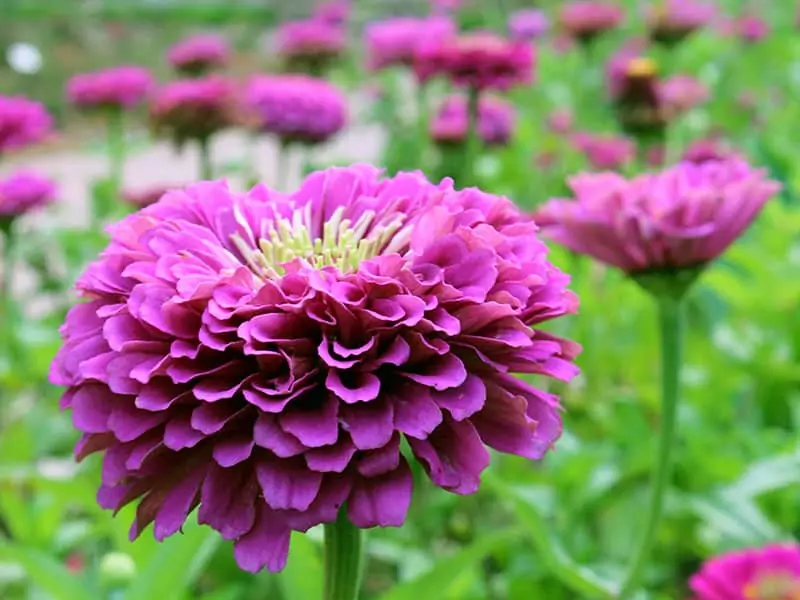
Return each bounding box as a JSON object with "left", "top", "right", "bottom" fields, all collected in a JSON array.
[{"left": 51, "top": 165, "right": 579, "bottom": 573}]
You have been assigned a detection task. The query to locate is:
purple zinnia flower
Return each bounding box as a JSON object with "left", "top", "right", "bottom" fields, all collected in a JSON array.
[
  {"left": 414, "top": 33, "right": 535, "bottom": 91},
  {"left": 689, "top": 543, "right": 800, "bottom": 600},
  {"left": 571, "top": 132, "right": 635, "bottom": 170},
  {"left": 559, "top": 1, "right": 624, "bottom": 44},
  {"left": 535, "top": 158, "right": 780, "bottom": 274},
  {"left": 67, "top": 66, "right": 153, "bottom": 111},
  {"left": 312, "top": 0, "right": 350, "bottom": 26},
  {"left": 508, "top": 9, "right": 550, "bottom": 42},
  {"left": 150, "top": 76, "right": 238, "bottom": 146},
  {"left": 364, "top": 16, "right": 456, "bottom": 72},
  {"left": 167, "top": 35, "right": 230, "bottom": 76},
  {"left": 430, "top": 95, "right": 516, "bottom": 147},
  {"left": 0, "top": 95, "right": 53, "bottom": 155},
  {"left": 50, "top": 164, "right": 579, "bottom": 574},
  {"left": 659, "top": 74, "right": 709, "bottom": 116},
  {"left": 645, "top": 0, "right": 716, "bottom": 45},
  {"left": 276, "top": 19, "right": 346, "bottom": 74},
  {"left": 245, "top": 75, "right": 347, "bottom": 145},
  {"left": 0, "top": 170, "right": 57, "bottom": 220}
]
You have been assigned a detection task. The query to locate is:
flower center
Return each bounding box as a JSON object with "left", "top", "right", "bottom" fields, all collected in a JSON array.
[
  {"left": 232, "top": 205, "right": 405, "bottom": 278},
  {"left": 743, "top": 572, "right": 800, "bottom": 600}
]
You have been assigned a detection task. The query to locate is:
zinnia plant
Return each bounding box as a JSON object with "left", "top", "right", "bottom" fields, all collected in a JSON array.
[
  {"left": 50, "top": 165, "right": 580, "bottom": 598},
  {"left": 535, "top": 158, "right": 780, "bottom": 599},
  {"left": 167, "top": 34, "right": 230, "bottom": 77}
]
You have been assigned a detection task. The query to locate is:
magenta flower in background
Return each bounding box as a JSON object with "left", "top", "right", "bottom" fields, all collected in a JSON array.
[
  {"left": 414, "top": 33, "right": 534, "bottom": 91},
  {"left": 276, "top": 19, "right": 346, "bottom": 74},
  {"left": 50, "top": 164, "right": 579, "bottom": 573},
  {"left": 0, "top": 170, "right": 57, "bottom": 220},
  {"left": 67, "top": 66, "right": 153, "bottom": 111},
  {"left": 682, "top": 138, "right": 734, "bottom": 163},
  {"left": 559, "top": 1, "right": 624, "bottom": 44},
  {"left": 659, "top": 74, "right": 709, "bottom": 116},
  {"left": 430, "top": 0, "right": 463, "bottom": 14},
  {"left": 167, "top": 35, "right": 230, "bottom": 76},
  {"left": 689, "top": 543, "right": 800, "bottom": 600},
  {"left": 735, "top": 15, "right": 770, "bottom": 43},
  {"left": 122, "top": 183, "right": 184, "bottom": 209},
  {"left": 571, "top": 132, "right": 635, "bottom": 170},
  {"left": 535, "top": 158, "right": 780, "bottom": 274},
  {"left": 150, "top": 76, "right": 238, "bottom": 146},
  {"left": 0, "top": 95, "right": 53, "bottom": 155},
  {"left": 313, "top": 0, "right": 350, "bottom": 26},
  {"left": 547, "top": 109, "right": 574, "bottom": 135},
  {"left": 646, "top": 0, "right": 716, "bottom": 45},
  {"left": 430, "top": 95, "right": 516, "bottom": 147},
  {"left": 245, "top": 74, "right": 347, "bottom": 145},
  {"left": 364, "top": 16, "right": 455, "bottom": 71},
  {"left": 508, "top": 9, "right": 550, "bottom": 42}
]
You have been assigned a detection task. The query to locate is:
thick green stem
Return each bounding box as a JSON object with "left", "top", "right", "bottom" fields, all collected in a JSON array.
[
  {"left": 199, "top": 137, "right": 214, "bottom": 180},
  {"left": 618, "top": 296, "right": 683, "bottom": 598},
  {"left": 323, "top": 510, "right": 364, "bottom": 600},
  {"left": 462, "top": 86, "right": 482, "bottom": 188}
]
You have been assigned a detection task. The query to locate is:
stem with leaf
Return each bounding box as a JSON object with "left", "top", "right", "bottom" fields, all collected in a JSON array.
[{"left": 323, "top": 509, "right": 364, "bottom": 600}]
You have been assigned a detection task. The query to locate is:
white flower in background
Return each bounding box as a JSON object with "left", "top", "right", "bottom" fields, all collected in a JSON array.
[{"left": 6, "top": 43, "right": 43, "bottom": 75}]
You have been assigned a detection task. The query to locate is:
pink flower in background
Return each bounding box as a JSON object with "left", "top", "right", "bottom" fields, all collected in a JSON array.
[
  {"left": 559, "top": 1, "right": 624, "bottom": 44},
  {"left": 552, "top": 34, "right": 576, "bottom": 54},
  {"left": 67, "top": 66, "right": 153, "bottom": 111},
  {"left": 430, "top": 95, "right": 516, "bottom": 147},
  {"left": 0, "top": 95, "right": 53, "bottom": 154},
  {"left": 682, "top": 138, "right": 734, "bottom": 163},
  {"left": 535, "top": 158, "right": 780, "bottom": 274},
  {"left": 414, "top": 33, "right": 534, "bottom": 91},
  {"left": 313, "top": 0, "right": 350, "bottom": 26},
  {"left": 150, "top": 76, "right": 238, "bottom": 145},
  {"left": 689, "top": 543, "right": 800, "bottom": 600},
  {"left": 571, "top": 132, "right": 635, "bottom": 170},
  {"left": 646, "top": 0, "right": 716, "bottom": 45},
  {"left": 51, "top": 164, "right": 579, "bottom": 573},
  {"left": 122, "top": 183, "right": 185, "bottom": 209},
  {"left": 736, "top": 15, "right": 770, "bottom": 43},
  {"left": 547, "top": 109, "right": 574, "bottom": 134},
  {"left": 659, "top": 74, "right": 709, "bottom": 115},
  {"left": 245, "top": 74, "right": 347, "bottom": 145},
  {"left": 606, "top": 38, "right": 650, "bottom": 99},
  {"left": 508, "top": 9, "right": 550, "bottom": 42},
  {"left": 276, "top": 19, "right": 346, "bottom": 71},
  {"left": 167, "top": 35, "right": 230, "bottom": 76},
  {"left": 0, "top": 170, "right": 57, "bottom": 219},
  {"left": 430, "top": 0, "right": 463, "bottom": 14},
  {"left": 364, "top": 16, "right": 455, "bottom": 71}
]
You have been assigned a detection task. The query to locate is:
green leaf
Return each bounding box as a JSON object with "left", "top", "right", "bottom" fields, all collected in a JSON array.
[
  {"left": 0, "top": 542, "right": 94, "bottom": 600},
  {"left": 125, "top": 522, "right": 220, "bottom": 600},
  {"left": 274, "top": 532, "right": 323, "bottom": 600},
  {"left": 377, "top": 528, "right": 519, "bottom": 600},
  {"left": 686, "top": 493, "right": 787, "bottom": 547},
  {"left": 722, "top": 445, "right": 800, "bottom": 498}
]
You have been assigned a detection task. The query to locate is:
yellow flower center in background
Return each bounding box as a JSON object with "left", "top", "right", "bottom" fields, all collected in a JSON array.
[{"left": 626, "top": 57, "right": 658, "bottom": 78}]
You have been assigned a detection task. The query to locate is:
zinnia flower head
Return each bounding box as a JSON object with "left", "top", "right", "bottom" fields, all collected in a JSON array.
[
  {"left": 167, "top": 35, "right": 230, "bottom": 76},
  {"left": 150, "top": 77, "right": 238, "bottom": 147},
  {"left": 536, "top": 158, "right": 780, "bottom": 277},
  {"left": 312, "top": 0, "right": 350, "bottom": 26},
  {"left": 50, "top": 164, "right": 579, "bottom": 574},
  {"left": 682, "top": 138, "right": 734, "bottom": 164},
  {"left": 508, "top": 9, "right": 550, "bottom": 42},
  {"left": 0, "top": 95, "right": 53, "bottom": 155},
  {"left": 0, "top": 170, "right": 57, "bottom": 221},
  {"left": 430, "top": 95, "right": 516, "bottom": 147},
  {"left": 571, "top": 132, "right": 635, "bottom": 170},
  {"left": 689, "top": 543, "right": 800, "bottom": 600},
  {"left": 559, "top": 1, "right": 624, "bottom": 44},
  {"left": 646, "top": 0, "right": 716, "bottom": 45},
  {"left": 736, "top": 15, "right": 770, "bottom": 43},
  {"left": 364, "top": 16, "right": 455, "bottom": 72},
  {"left": 67, "top": 66, "right": 153, "bottom": 111},
  {"left": 245, "top": 74, "right": 347, "bottom": 145},
  {"left": 276, "top": 19, "right": 346, "bottom": 75},
  {"left": 659, "top": 74, "right": 709, "bottom": 116},
  {"left": 414, "top": 32, "right": 534, "bottom": 91},
  {"left": 123, "top": 183, "right": 184, "bottom": 209}
]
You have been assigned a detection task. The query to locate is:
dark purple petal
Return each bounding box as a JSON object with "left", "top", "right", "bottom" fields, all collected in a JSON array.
[{"left": 348, "top": 459, "right": 412, "bottom": 527}]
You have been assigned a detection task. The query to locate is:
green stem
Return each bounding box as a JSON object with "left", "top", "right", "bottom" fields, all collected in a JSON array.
[
  {"left": 462, "top": 86, "right": 482, "bottom": 188},
  {"left": 618, "top": 296, "right": 683, "bottom": 598},
  {"left": 323, "top": 510, "right": 364, "bottom": 600},
  {"left": 199, "top": 137, "right": 214, "bottom": 180}
]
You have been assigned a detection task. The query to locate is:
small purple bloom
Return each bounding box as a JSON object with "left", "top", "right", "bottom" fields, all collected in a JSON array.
[
  {"left": 431, "top": 95, "right": 516, "bottom": 147},
  {"left": 0, "top": 95, "right": 53, "bottom": 155},
  {"left": 559, "top": 1, "right": 624, "bottom": 44},
  {"left": 167, "top": 35, "right": 230, "bottom": 76},
  {"left": 646, "top": 0, "right": 716, "bottom": 45},
  {"left": 276, "top": 19, "right": 346, "bottom": 74},
  {"left": 312, "top": 0, "right": 350, "bottom": 26},
  {"left": 508, "top": 9, "right": 550, "bottom": 42},
  {"left": 364, "top": 16, "right": 455, "bottom": 71},
  {"left": 689, "top": 543, "right": 800, "bottom": 600},
  {"left": 51, "top": 165, "right": 579, "bottom": 573},
  {"left": 245, "top": 74, "right": 347, "bottom": 145},
  {"left": 682, "top": 138, "right": 734, "bottom": 164},
  {"left": 0, "top": 170, "right": 57, "bottom": 220},
  {"left": 67, "top": 66, "right": 153, "bottom": 111},
  {"left": 659, "top": 74, "right": 709, "bottom": 116},
  {"left": 571, "top": 132, "right": 635, "bottom": 170},
  {"left": 547, "top": 109, "right": 574, "bottom": 135}
]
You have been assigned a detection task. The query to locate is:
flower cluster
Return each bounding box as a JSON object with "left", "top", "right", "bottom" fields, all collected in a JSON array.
[
  {"left": 67, "top": 66, "right": 153, "bottom": 111},
  {"left": 414, "top": 33, "right": 534, "bottom": 91},
  {"left": 535, "top": 158, "right": 780, "bottom": 274},
  {"left": 430, "top": 95, "right": 516, "bottom": 147},
  {"left": 0, "top": 170, "right": 57, "bottom": 220},
  {"left": 51, "top": 164, "right": 579, "bottom": 573},
  {"left": 150, "top": 77, "right": 238, "bottom": 146},
  {"left": 364, "top": 17, "right": 455, "bottom": 71},
  {"left": 559, "top": 1, "right": 624, "bottom": 44},
  {"left": 245, "top": 75, "right": 347, "bottom": 145},
  {"left": 0, "top": 95, "right": 53, "bottom": 154},
  {"left": 167, "top": 35, "right": 230, "bottom": 76}
]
